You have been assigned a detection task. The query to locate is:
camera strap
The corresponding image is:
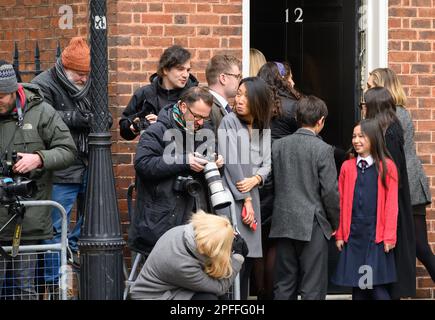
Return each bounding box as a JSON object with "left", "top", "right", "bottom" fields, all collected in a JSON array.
[{"left": 11, "top": 202, "right": 25, "bottom": 257}]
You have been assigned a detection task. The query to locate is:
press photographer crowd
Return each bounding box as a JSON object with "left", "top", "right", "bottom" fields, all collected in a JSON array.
[{"left": 0, "top": 38, "right": 434, "bottom": 301}]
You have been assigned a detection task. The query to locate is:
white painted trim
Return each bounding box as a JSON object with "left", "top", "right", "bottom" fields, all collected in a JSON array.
[
  {"left": 242, "top": 0, "right": 250, "bottom": 77},
  {"left": 366, "top": 0, "right": 389, "bottom": 76}
]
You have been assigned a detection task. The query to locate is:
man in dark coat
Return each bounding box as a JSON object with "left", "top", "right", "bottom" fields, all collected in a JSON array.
[
  {"left": 129, "top": 86, "right": 223, "bottom": 255},
  {"left": 119, "top": 45, "right": 198, "bottom": 140},
  {"left": 31, "top": 37, "right": 94, "bottom": 287},
  {"left": 0, "top": 62, "right": 76, "bottom": 299}
]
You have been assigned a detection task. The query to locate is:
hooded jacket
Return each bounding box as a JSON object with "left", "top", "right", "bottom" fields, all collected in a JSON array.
[
  {"left": 119, "top": 73, "right": 199, "bottom": 140},
  {"left": 0, "top": 83, "right": 76, "bottom": 241}
]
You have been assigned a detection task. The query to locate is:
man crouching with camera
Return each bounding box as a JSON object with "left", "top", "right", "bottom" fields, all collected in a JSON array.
[
  {"left": 0, "top": 61, "right": 76, "bottom": 299},
  {"left": 128, "top": 86, "right": 226, "bottom": 256}
]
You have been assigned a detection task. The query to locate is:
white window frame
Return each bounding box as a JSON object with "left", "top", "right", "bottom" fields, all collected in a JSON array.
[{"left": 366, "top": 0, "right": 389, "bottom": 78}]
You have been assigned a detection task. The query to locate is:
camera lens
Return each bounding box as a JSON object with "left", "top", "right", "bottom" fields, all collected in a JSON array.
[{"left": 204, "top": 162, "right": 231, "bottom": 210}]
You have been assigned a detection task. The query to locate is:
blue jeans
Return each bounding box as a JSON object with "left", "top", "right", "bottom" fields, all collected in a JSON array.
[{"left": 43, "top": 173, "right": 87, "bottom": 284}]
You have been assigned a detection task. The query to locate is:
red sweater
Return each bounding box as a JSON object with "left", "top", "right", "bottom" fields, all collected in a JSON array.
[{"left": 335, "top": 158, "right": 399, "bottom": 245}]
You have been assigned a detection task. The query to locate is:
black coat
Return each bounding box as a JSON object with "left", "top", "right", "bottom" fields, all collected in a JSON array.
[
  {"left": 119, "top": 73, "right": 198, "bottom": 140},
  {"left": 385, "top": 120, "right": 416, "bottom": 299},
  {"left": 128, "top": 104, "right": 211, "bottom": 255},
  {"left": 31, "top": 67, "right": 89, "bottom": 184},
  {"left": 260, "top": 90, "right": 298, "bottom": 225}
]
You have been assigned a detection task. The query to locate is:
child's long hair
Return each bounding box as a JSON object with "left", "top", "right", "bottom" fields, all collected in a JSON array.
[
  {"left": 359, "top": 119, "right": 393, "bottom": 188},
  {"left": 191, "top": 211, "right": 234, "bottom": 279}
]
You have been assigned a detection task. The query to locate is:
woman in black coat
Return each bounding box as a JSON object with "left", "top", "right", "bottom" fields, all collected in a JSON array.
[
  {"left": 254, "top": 62, "right": 300, "bottom": 299},
  {"left": 363, "top": 87, "right": 416, "bottom": 299}
]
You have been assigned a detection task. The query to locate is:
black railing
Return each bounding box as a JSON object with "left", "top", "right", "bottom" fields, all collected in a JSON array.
[{"left": 12, "top": 41, "right": 62, "bottom": 81}]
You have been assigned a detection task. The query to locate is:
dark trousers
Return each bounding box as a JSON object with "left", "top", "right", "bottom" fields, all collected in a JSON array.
[{"left": 273, "top": 220, "right": 328, "bottom": 300}]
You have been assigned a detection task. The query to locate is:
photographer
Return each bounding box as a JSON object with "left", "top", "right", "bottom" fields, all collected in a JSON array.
[
  {"left": 128, "top": 86, "right": 223, "bottom": 255},
  {"left": 32, "top": 37, "right": 95, "bottom": 290},
  {"left": 0, "top": 62, "right": 76, "bottom": 299},
  {"left": 130, "top": 211, "right": 247, "bottom": 300},
  {"left": 119, "top": 45, "right": 198, "bottom": 140}
]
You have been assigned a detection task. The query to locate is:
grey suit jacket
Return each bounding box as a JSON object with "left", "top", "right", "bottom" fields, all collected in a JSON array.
[
  {"left": 210, "top": 97, "right": 227, "bottom": 134},
  {"left": 396, "top": 106, "right": 431, "bottom": 206},
  {"left": 269, "top": 128, "right": 340, "bottom": 241}
]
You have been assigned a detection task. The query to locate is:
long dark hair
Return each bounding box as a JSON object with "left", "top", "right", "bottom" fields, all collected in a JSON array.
[
  {"left": 364, "top": 87, "right": 399, "bottom": 133},
  {"left": 358, "top": 118, "right": 393, "bottom": 188},
  {"left": 238, "top": 77, "right": 272, "bottom": 131},
  {"left": 257, "top": 62, "right": 284, "bottom": 117}
]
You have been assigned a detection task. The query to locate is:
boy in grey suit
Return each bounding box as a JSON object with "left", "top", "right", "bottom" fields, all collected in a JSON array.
[{"left": 270, "top": 95, "right": 340, "bottom": 300}]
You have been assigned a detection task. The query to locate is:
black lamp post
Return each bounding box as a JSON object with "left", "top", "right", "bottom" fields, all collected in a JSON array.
[{"left": 78, "top": 0, "right": 125, "bottom": 299}]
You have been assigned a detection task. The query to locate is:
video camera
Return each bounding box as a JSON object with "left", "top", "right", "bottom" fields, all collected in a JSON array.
[{"left": 0, "top": 151, "right": 36, "bottom": 204}]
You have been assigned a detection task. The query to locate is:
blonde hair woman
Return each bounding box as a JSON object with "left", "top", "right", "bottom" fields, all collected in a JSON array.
[
  {"left": 249, "top": 48, "right": 266, "bottom": 77},
  {"left": 368, "top": 68, "right": 435, "bottom": 282},
  {"left": 129, "top": 211, "right": 248, "bottom": 300}
]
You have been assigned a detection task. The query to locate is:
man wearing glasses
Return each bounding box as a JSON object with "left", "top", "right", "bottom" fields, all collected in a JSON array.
[
  {"left": 128, "top": 86, "right": 223, "bottom": 256},
  {"left": 205, "top": 55, "right": 242, "bottom": 133}
]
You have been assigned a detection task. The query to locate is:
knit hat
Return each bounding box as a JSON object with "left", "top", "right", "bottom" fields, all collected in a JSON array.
[
  {"left": 0, "top": 63, "right": 18, "bottom": 94},
  {"left": 61, "top": 37, "right": 91, "bottom": 72}
]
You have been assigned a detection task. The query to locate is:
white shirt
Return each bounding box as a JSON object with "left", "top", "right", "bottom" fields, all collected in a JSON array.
[
  {"left": 356, "top": 154, "right": 374, "bottom": 168},
  {"left": 209, "top": 90, "right": 230, "bottom": 115}
]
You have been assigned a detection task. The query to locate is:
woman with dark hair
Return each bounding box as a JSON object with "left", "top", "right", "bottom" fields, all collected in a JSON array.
[
  {"left": 254, "top": 62, "right": 299, "bottom": 299},
  {"left": 363, "top": 87, "right": 416, "bottom": 299},
  {"left": 257, "top": 62, "right": 299, "bottom": 140},
  {"left": 217, "top": 77, "right": 272, "bottom": 300},
  {"left": 368, "top": 68, "right": 434, "bottom": 282}
]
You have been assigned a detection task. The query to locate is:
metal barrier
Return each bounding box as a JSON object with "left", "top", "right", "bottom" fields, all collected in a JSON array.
[{"left": 0, "top": 200, "right": 68, "bottom": 300}]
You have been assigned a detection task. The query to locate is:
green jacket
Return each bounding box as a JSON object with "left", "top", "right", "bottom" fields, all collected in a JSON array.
[{"left": 0, "top": 83, "right": 76, "bottom": 241}]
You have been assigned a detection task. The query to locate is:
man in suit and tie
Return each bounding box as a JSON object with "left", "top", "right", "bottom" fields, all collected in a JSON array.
[
  {"left": 205, "top": 55, "right": 242, "bottom": 133},
  {"left": 269, "top": 95, "right": 340, "bottom": 300}
]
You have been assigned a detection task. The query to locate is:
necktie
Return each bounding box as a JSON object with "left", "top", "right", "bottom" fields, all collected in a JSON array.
[
  {"left": 359, "top": 159, "right": 368, "bottom": 173},
  {"left": 225, "top": 104, "right": 232, "bottom": 114}
]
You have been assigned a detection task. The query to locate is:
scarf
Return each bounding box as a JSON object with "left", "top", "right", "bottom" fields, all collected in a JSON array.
[
  {"left": 55, "top": 58, "right": 91, "bottom": 156},
  {"left": 172, "top": 103, "right": 187, "bottom": 131}
]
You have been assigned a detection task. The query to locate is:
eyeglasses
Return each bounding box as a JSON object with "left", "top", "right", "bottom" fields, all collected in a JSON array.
[
  {"left": 187, "top": 106, "right": 210, "bottom": 121},
  {"left": 359, "top": 102, "right": 366, "bottom": 110},
  {"left": 224, "top": 73, "right": 242, "bottom": 81}
]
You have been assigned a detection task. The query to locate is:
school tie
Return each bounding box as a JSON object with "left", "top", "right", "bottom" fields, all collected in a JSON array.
[
  {"left": 225, "top": 104, "right": 232, "bottom": 114},
  {"left": 359, "top": 159, "right": 368, "bottom": 173}
]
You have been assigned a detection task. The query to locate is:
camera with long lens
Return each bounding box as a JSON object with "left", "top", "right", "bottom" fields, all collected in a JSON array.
[
  {"left": 0, "top": 151, "right": 36, "bottom": 204},
  {"left": 173, "top": 175, "right": 202, "bottom": 197},
  {"left": 200, "top": 154, "right": 232, "bottom": 210}
]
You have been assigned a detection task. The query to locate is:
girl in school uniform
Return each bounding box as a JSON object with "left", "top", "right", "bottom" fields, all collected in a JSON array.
[{"left": 332, "top": 119, "right": 399, "bottom": 300}]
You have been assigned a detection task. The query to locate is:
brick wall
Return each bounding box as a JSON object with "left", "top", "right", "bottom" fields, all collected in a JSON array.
[
  {"left": 388, "top": 0, "right": 435, "bottom": 299},
  {"left": 109, "top": 0, "right": 243, "bottom": 245}
]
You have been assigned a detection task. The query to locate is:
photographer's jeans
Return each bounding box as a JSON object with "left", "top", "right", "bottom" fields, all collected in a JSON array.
[{"left": 42, "top": 174, "right": 87, "bottom": 284}]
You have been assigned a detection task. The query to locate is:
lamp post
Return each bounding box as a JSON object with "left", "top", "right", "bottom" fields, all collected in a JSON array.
[{"left": 78, "top": 0, "right": 125, "bottom": 299}]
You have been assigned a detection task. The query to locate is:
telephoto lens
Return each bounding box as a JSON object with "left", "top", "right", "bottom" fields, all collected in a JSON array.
[{"left": 203, "top": 162, "right": 232, "bottom": 210}]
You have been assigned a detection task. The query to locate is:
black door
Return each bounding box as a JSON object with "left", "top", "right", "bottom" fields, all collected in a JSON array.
[
  {"left": 251, "top": 0, "right": 361, "bottom": 294},
  {"left": 251, "top": 0, "right": 360, "bottom": 150}
]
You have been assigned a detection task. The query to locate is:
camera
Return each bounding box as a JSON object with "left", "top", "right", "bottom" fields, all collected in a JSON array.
[
  {"left": 0, "top": 151, "right": 36, "bottom": 204},
  {"left": 173, "top": 175, "right": 202, "bottom": 197},
  {"left": 0, "top": 177, "right": 36, "bottom": 204},
  {"left": 201, "top": 156, "right": 232, "bottom": 210}
]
